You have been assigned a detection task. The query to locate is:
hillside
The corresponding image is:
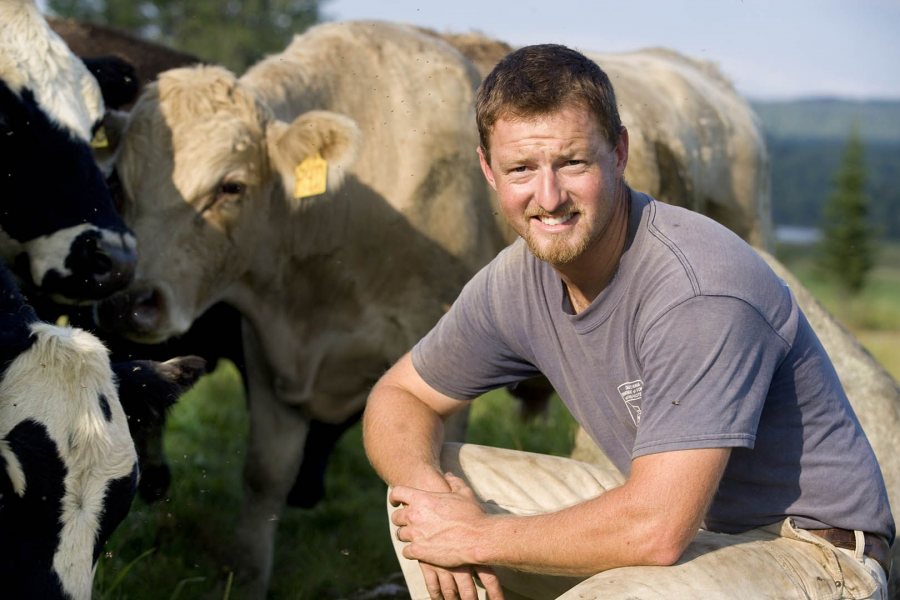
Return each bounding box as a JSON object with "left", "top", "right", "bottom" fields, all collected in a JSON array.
[
  {"left": 749, "top": 98, "right": 900, "bottom": 239},
  {"left": 751, "top": 98, "right": 900, "bottom": 142}
]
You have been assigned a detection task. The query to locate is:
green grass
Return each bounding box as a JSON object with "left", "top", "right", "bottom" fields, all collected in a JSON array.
[{"left": 95, "top": 241, "right": 899, "bottom": 599}]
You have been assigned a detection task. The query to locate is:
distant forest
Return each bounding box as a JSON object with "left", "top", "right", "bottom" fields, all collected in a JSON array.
[{"left": 750, "top": 98, "right": 900, "bottom": 241}]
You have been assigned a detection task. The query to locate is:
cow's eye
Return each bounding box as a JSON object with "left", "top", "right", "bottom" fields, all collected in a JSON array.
[{"left": 219, "top": 181, "right": 245, "bottom": 197}]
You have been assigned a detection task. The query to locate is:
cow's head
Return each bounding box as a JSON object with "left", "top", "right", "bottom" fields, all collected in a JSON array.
[
  {"left": 97, "top": 65, "right": 360, "bottom": 342},
  {"left": 0, "top": 316, "right": 138, "bottom": 599},
  {"left": 112, "top": 354, "right": 207, "bottom": 502},
  {"left": 0, "top": 1, "right": 137, "bottom": 302}
]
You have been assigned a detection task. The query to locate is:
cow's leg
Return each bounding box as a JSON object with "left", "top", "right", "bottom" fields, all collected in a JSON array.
[
  {"left": 286, "top": 410, "right": 361, "bottom": 508},
  {"left": 234, "top": 325, "right": 308, "bottom": 599}
]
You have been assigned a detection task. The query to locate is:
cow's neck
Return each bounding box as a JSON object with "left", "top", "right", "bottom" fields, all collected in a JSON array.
[{"left": 0, "top": 0, "right": 98, "bottom": 141}]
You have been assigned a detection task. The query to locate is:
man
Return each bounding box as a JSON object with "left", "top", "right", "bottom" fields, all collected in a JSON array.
[{"left": 362, "top": 44, "right": 894, "bottom": 599}]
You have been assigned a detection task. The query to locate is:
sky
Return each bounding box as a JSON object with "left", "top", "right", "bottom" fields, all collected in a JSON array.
[{"left": 324, "top": 0, "right": 900, "bottom": 101}]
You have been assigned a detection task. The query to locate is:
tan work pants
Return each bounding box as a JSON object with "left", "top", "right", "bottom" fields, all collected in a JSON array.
[{"left": 388, "top": 443, "right": 888, "bottom": 599}]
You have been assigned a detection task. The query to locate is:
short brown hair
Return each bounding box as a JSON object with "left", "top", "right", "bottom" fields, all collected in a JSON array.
[{"left": 475, "top": 44, "right": 622, "bottom": 163}]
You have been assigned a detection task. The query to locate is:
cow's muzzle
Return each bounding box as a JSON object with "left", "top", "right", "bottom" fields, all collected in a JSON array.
[
  {"left": 41, "top": 229, "right": 137, "bottom": 301},
  {"left": 96, "top": 285, "right": 167, "bottom": 341}
]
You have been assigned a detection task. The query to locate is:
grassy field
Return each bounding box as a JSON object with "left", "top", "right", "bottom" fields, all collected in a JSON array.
[
  {"left": 93, "top": 242, "right": 900, "bottom": 599},
  {"left": 777, "top": 240, "right": 900, "bottom": 375}
]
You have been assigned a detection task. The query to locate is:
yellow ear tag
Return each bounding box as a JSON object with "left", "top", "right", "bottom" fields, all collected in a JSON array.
[
  {"left": 90, "top": 125, "right": 109, "bottom": 149},
  {"left": 293, "top": 154, "right": 328, "bottom": 199}
]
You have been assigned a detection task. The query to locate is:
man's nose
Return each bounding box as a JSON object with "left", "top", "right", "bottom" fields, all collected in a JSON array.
[{"left": 536, "top": 168, "right": 566, "bottom": 212}]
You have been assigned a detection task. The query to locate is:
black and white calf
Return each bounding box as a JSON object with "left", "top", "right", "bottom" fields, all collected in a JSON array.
[
  {"left": 0, "top": 265, "right": 205, "bottom": 599},
  {"left": 0, "top": 0, "right": 136, "bottom": 302},
  {"left": 0, "top": 264, "right": 135, "bottom": 599}
]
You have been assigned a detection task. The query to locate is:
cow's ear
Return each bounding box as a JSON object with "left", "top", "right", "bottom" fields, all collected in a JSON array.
[
  {"left": 266, "top": 110, "right": 361, "bottom": 209},
  {"left": 93, "top": 109, "right": 130, "bottom": 176}
]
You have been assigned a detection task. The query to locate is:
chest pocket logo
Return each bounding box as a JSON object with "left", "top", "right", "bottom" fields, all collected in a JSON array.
[{"left": 617, "top": 379, "right": 644, "bottom": 426}]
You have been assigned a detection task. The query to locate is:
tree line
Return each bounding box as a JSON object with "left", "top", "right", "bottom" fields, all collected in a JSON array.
[{"left": 47, "top": 0, "right": 327, "bottom": 73}]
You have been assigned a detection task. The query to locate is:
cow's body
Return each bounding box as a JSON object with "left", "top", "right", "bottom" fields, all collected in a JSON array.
[
  {"left": 99, "top": 21, "right": 771, "bottom": 595},
  {"left": 0, "top": 0, "right": 136, "bottom": 301},
  {"left": 100, "top": 21, "right": 499, "bottom": 594},
  {"left": 0, "top": 265, "right": 137, "bottom": 600},
  {"left": 48, "top": 18, "right": 201, "bottom": 96}
]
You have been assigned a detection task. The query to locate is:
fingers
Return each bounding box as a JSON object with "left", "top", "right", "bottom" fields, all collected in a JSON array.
[
  {"left": 444, "top": 472, "right": 466, "bottom": 490},
  {"left": 389, "top": 485, "right": 414, "bottom": 507},
  {"left": 423, "top": 564, "right": 480, "bottom": 600},
  {"left": 444, "top": 472, "right": 477, "bottom": 500},
  {"left": 474, "top": 565, "right": 505, "bottom": 600}
]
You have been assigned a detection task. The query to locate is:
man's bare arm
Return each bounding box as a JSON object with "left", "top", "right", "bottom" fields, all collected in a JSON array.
[
  {"left": 363, "top": 351, "right": 470, "bottom": 492},
  {"left": 392, "top": 446, "right": 731, "bottom": 576}
]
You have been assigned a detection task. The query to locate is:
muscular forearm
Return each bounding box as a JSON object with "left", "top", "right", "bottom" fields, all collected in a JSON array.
[
  {"left": 397, "top": 448, "right": 729, "bottom": 576},
  {"left": 363, "top": 382, "right": 452, "bottom": 492},
  {"left": 471, "top": 484, "right": 691, "bottom": 575}
]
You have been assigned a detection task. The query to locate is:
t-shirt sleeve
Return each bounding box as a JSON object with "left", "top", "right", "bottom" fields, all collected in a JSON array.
[
  {"left": 412, "top": 260, "right": 542, "bottom": 400},
  {"left": 632, "top": 295, "right": 791, "bottom": 458}
]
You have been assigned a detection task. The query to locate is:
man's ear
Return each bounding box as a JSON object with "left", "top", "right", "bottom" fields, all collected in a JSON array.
[
  {"left": 266, "top": 110, "right": 361, "bottom": 209},
  {"left": 477, "top": 146, "right": 497, "bottom": 191},
  {"left": 615, "top": 126, "right": 629, "bottom": 175}
]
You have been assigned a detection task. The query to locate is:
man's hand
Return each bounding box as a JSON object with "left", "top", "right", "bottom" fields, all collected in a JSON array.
[
  {"left": 418, "top": 563, "right": 501, "bottom": 600},
  {"left": 391, "top": 473, "right": 504, "bottom": 599}
]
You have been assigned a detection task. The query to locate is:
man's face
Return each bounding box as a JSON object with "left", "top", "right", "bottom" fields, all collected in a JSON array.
[{"left": 478, "top": 104, "right": 627, "bottom": 267}]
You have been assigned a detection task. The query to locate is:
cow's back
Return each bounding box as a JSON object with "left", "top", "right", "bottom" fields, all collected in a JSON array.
[
  {"left": 241, "top": 20, "right": 504, "bottom": 271},
  {"left": 588, "top": 48, "right": 771, "bottom": 248}
]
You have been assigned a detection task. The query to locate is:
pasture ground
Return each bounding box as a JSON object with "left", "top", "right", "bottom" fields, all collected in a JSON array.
[{"left": 93, "top": 243, "right": 900, "bottom": 599}]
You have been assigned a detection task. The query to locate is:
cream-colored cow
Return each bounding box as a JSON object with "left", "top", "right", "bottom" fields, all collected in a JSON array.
[{"left": 99, "top": 21, "right": 771, "bottom": 596}]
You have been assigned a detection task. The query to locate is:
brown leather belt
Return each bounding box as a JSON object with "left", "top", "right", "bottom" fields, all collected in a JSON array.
[{"left": 808, "top": 528, "right": 892, "bottom": 577}]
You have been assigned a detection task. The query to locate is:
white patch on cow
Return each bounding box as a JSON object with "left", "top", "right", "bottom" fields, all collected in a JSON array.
[
  {"left": 0, "top": 322, "right": 136, "bottom": 600},
  {"left": 22, "top": 223, "right": 137, "bottom": 285},
  {"left": 0, "top": 0, "right": 104, "bottom": 142},
  {"left": 0, "top": 439, "right": 27, "bottom": 496}
]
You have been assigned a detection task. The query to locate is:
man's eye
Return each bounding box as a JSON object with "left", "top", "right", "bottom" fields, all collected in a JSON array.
[{"left": 511, "top": 166, "right": 527, "bottom": 173}]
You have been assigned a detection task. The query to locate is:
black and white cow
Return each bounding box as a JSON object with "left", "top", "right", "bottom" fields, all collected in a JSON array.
[
  {"left": 0, "top": 264, "right": 204, "bottom": 599},
  {"left": 0, "top": 263, "right": 134, "bottom": 599},
  {"left": 0, "top": 0, "right": 136, "bottom": 302}
]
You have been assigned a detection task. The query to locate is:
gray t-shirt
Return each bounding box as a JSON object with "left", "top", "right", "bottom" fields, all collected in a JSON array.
[{"left": 412, "top": 191, "right": 894, "bottom": 542}]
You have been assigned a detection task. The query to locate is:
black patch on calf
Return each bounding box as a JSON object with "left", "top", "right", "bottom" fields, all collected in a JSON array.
[
  {"left": 113, "top": 356, "right": 206, "bottom": 502},
  {"left": 0, "top": 263, "right": 38, "bottom": 379},
  {"left": 98, "top": 394, "right": 112, "bottom": 422},
  {"left": 0, "top": 420, "right": 68, "bottom": 599},
  {"left": 92, "top": 464, "right": 138, "bottom": 563},
  {"left": 81, "top": 56, "right": 139, "bottom": 110}
]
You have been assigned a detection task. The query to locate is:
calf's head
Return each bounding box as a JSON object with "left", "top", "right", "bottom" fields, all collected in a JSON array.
[
  {"left": 98, "top": 66, "right": 359, "bottom": 342},
  {"left": 112, "top": 354, "right": 207, "bottom": 502},
  {"left": 0, "top": 317, "right": 138, "bottom": 600},
  {"left": 0, "top": 0, "right": 137, "bottom": 302}
]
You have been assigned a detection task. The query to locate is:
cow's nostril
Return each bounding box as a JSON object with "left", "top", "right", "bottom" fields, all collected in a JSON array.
[
  {"left": 89, "top": 249, "right": 113, "bottom": 276},
  {"left": 132, "top": 288, "right": 162, "bottom": 327},
  {"left": 66, "top": 230, "right": 137, "bottom": 295}
]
